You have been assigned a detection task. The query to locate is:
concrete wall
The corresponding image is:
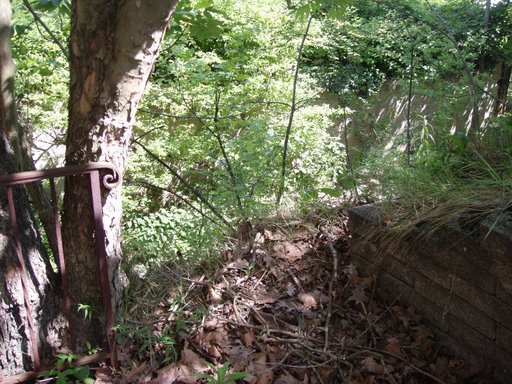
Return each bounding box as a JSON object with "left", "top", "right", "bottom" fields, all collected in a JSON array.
[{"left": 348, "top": 204, "right": 512, "bottom": 380}]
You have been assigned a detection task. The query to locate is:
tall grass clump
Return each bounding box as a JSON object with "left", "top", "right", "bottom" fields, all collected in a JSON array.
[{"left": 357, "top": 128, "right": 512, "bottom": 246}]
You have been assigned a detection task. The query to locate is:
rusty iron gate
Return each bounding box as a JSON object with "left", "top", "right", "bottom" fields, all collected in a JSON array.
[{"left": 0, "top": 162, "right": 119, "bottom": 373}]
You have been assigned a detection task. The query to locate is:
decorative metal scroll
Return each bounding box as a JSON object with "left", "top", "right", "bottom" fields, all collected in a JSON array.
[{"left": 0, "top": 162, "right": 120, "bottom": 371}]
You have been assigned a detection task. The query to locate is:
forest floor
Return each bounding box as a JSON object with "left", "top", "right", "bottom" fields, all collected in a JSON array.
[{"left": 111, "top": 211, "right": 496, "bottom": 384}]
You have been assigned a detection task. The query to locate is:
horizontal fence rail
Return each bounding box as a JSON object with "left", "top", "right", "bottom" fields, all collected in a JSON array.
[{"left": 0, "top": 162, "right": 120, "bottom": 372}]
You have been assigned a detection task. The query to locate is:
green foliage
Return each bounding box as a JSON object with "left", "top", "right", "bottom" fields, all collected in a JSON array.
[
  {"left": 115, "top": 321, "right": 179, "bottom": 363},
  {"left": 42, "top": 354, "right": 93, "bottom": 384},
  {"left": 123, "top": 205, "right": 224, "bottom": 265},
  {"left": 302, "top": 0, "right": 493, "bottom": 96},
  {"left": 355, "top": 108, "right": 512, "bottom": 244},
  {"left": 126, "top": 0, "right": 347, "bottom": 262},
  {"left": 193, "top": 363, "right": 252, "bottom": 384},
  {"left": 77, "top": 303, "right": 94, "bottom": 321},
  {"left": 11, "top": 0, "right": 69, "bottom": 166},
  {"left": 35, "top": 0, "right": 71, "bottom": 16},
  {"left": 12, "top": 0, "right": 512, "bottom": 275},
  {"left": 114, "top": 294, "right": 196, "bottom": 364}
]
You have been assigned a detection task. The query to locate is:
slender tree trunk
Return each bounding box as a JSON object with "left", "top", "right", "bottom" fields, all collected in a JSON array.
[
  {"left": 478, "top": 0, "right": 491, "bottom": 71},
  {"left": 494, "top": 60, "right": 511, "bottom": 116},
  {"left": 1, "top": 0, "right": 59, "bottom": 261},
  {"left": 0, "top": 0, "right": 58, "bottom": 375},
  {"left": 277, "top": 12, "right": 313, "bottom": 207},
  {"left": 61, "top": 0, "right": 178, "bottom": 349},
  {"left": 0, "top": 0, "right": 20, "bottom": 167}
]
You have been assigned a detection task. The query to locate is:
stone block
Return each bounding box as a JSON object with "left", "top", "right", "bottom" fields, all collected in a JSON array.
[
  {"left": 496, "top": 282, "right": 512, "bottom": 307},
  {"left": 406, "top": 290, "right": 450, "bottom": 332},
  {"left": 480, "top": 212, "right": 512, "bottom": 261},
  {"left": 448, "top": 316, "right": 512, "bottom": 377},
  {"left": 446, "top": 296, "right": 496, "bottom": 339},
  {"left": 496, "top": 323, "right": 512, "bottom": 354},
  {"left": 350, "top": 252, "right": 379, "bottom": 276},
  {"left": 414, "top": 255, "right": 452, "bottom": 289},
  {"left": 452, "top": 276, "right": 512, "bottom": 326},
  {"left": 348, "top": 204, "right": 383, "bottom": 235},
  {"left": 375, "top": 270, "right": 414, "bottom": 302},
  {"left": 416, "top": 239, "right": 495, "bottom": 294},
  {"left": 414, "top": 273, "right": 450, "bottom": 307}
]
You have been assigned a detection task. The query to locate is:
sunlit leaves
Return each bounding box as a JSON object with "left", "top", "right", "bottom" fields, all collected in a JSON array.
[
  {"left": 34, "top": 0, "right": 71, "bottom": 16},
  {"left": 172, "top": 0, "right": 228, "bottom": 43},
  {"left": 130, "top": 0, "right": 347, "bottom": 236},
  {"left": 292, "top": 0, "right": 351, "bottom": 20}
]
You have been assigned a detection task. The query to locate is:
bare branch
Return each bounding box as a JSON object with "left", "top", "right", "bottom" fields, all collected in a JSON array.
[
  {"left": 132, "top": 137, "right": 234, "bottom": 230},
  {"left": 277, "top": 12, "right": 314, "bottom": 206},
  {"left": 125, "top": 177, "right": 222, "bottom": 227},
  {"left": 22, "top": 0, "right": 69, "bottom": 59}
]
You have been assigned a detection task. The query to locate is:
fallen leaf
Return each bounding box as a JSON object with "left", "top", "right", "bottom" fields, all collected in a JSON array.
[
  {"left": 245, "top": 352, "right": 268, "bottom": 384},
  {"left": 227, "top": 259, "right": 250, "bottom": 270},
  {"left": 362, "top": 276, "right": 375, "bottom": 288},
  {"left": 318, "top": 367, "right": 332, "bottom": 381},
  {"left": 94, "top": 367, "right": 114, "bottom": 384},
  {"left": 229, "top": 344, "right": 253, "bottom": 372},
  {"left": 180, "top": 345, "right": 209, "bottom": 374},
  {"left": 254, "top": 290, "right": 280, "bottom": 304},
  {"left": 361, "top": 356, "right": 385, "bottom": 375},
  {"left": 120, "top": 361, "right": 149, "bottom": 384},
  {"left": 274, "top": 370, "right": 300, "bottom": 384},
  {"left": 449, "top": 359, "right": 465, "bottom": 370},
  {"left": 286, "top": 283, "right": 297, "bottom": 296},
  {"left": 148, "top": 363, "right": 196, "bottom": 384},
  {"left": 263, "top": 229, "right": 273, "bottom": 241},
  {"left": 203, "top": 318, "right": 221, "bottom": 331},
  {"left": 207, "top": 344, "right": 222, "bottom": 360},
  {"left": 455, "top": 365, "right": 481, "bottom": 381},
  {"left": 432, "top": 355, "right": 449, "bottom": 378},
  {"left": 385, "top": 337, "right": 405, "bottom": 358},
  {"left": 298, "top": 292, "right": 318, "bottom": 309},
  {"left": 208, "top": 287, "right": 223, "bottom": 304},
  {"left": 257, "top": 371, "right": 274, "bottom": 384},
  {"left": 242, "top": 330, "right": 256, "bottom": 347},
  {"left": 273, "top": 243, "right": 305, "bottom": 261},
  {"left": 348, "top": 283, "right": 368, "bottom": 304}
]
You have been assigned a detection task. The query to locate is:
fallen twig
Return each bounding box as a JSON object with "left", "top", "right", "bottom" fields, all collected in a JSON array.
[{"left": 319, "top": 226, "right": 338, "bottom": 352}]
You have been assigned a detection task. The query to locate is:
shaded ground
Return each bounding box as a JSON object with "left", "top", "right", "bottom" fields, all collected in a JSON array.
[{"left": 114, "top": 212, "right": 495, "bottom": 384}]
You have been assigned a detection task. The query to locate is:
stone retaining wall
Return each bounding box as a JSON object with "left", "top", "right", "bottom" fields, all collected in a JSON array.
[{"left": 348, "top": 204, "right": 512, "bottom": 380}]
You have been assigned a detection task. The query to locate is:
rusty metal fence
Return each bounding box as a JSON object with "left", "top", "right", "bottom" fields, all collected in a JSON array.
[{"left": 0, "top": 162, "right": 120, "bottom": 374}]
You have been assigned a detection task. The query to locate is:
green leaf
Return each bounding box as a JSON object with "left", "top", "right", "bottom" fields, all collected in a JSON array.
[
  {"left": 319, "top": 188, "right": 341, "bottom": 197},
  {"left": 223, "top": 371, "right": 253, "bottom": 383},
  {"left": 196, "top": 0, "right": 213, "bottom": 9}
]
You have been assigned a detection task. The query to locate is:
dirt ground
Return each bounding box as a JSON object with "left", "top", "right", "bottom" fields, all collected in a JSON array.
[{"left": 112, "top": 212, "right": 497, "bottom": 384}]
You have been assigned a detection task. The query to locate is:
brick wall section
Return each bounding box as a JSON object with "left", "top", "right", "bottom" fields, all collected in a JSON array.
[{"left": 348, "top": 204, "right": 512, "bottom": 380}]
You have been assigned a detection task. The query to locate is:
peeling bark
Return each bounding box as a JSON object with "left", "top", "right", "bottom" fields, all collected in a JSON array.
[
  {"left": 62, "top": 0, "right": 178, "bottom": 349},
  {"left": 0, "top": 0, "right": 58, "bottom": 375}
]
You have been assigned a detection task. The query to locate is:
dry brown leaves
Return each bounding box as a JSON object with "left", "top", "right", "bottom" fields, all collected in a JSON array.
[{"left": 116, "top": 216, "right": 496, "bottom": 384}]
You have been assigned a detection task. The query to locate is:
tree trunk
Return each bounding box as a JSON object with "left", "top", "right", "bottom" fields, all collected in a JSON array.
[
  {"left": 478, "top": 0, "right": 491, "bottom": 71},
  {"left": 0, "top": 0, "right": 60, "bottom": 264},
  {"left": 61, "top": 0, "right": 178, "bottom": 349},
  {"left": 0, "top": 0, "right": 59, "bottom": 375},
  {"left": 0, "top": 133, "right": 58, "bottom": 376},
  {"left": 494, "top": 60, "right": 511, "bottom": 116}
]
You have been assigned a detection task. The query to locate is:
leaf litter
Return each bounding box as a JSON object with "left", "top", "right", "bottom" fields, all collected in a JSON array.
[{"left": 112, "top": 212, "right": 498, "bottom": 384}]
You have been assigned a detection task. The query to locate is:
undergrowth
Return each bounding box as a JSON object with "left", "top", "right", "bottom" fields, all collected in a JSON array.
[{"left": 356, "top": 125, "right": 512, "bottom": 248}]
